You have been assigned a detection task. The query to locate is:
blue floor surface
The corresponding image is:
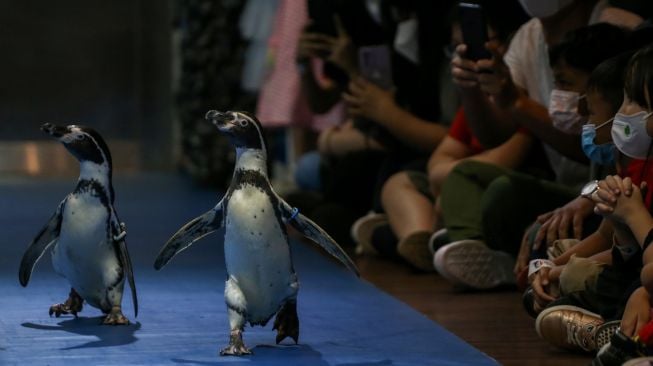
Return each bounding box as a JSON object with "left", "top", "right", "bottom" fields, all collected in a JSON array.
[{"left": 0, "top": 174, "right": 498, "bottom": 366}]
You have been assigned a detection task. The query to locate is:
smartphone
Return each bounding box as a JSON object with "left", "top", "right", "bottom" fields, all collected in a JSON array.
[
  {"left": 307, "top": 0, "right": 337, "bottom": 37},
  {"left": 458, "top": 2, "right": 491, "bottom": 61},
  {"left": 358, "top": 45, "right": 393, "bottom": 90}
]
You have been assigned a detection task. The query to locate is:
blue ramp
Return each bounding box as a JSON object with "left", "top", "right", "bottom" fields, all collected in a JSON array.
[{"left": 0, "top": 174, "right": 498, "bottom": 366}]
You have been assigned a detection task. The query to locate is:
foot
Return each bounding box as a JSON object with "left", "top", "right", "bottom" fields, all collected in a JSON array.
[
  {"left": 433, "top": 240, "right": 515, "bottom": 289},
  {"left": 102, "top": 306, "right": 130, "bottom": 325},
  {"left": 536, "top": 305, "right": 604, "bottom": 352},
  {"left": 351, "top": 212, "right": 388, "bottom": 255},
  {"left": 273, "top": 301, "right": 299, "bottom": 344},
  {"left": 397, "top": 231, "right": 435, "bottom": 272},
  {"left": 220, "top": 330, "right": 252, "bottom": 356},
  {"left": 49, "top": 288, "right": 84, "bottom": 318}
]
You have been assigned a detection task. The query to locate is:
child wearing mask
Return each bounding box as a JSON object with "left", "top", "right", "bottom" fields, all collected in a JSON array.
[{"left": 535, "top": 43, "right": 653, "bottom": 355}]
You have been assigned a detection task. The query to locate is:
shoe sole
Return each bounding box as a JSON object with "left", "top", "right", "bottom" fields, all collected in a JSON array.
[
  {"left": 535, "top": 305, "right": 603, "bottom": 345},
  {"left": 433, "top": 240, "right": 515, "bottom": 289}
]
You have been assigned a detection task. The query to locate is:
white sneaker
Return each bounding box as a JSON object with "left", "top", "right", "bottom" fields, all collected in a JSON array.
[
  {"left": 433, "top": 240, "right": 515, "bottom": 289},
  {"left": 350, "top": 212, "right": 388, "bottom": 255}
]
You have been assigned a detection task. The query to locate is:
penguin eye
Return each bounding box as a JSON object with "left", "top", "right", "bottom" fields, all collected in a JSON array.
[
  {"left": 239, "top": 119, "right": 249, "bottom": 127},
  {"left": 75, "top": 134, "right": 84, "bottom": 141}
]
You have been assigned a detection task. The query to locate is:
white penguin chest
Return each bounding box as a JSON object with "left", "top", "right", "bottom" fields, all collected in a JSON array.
[
  {"left": 53, "top": 193, "right": 114, "bottom": 275},
  {"left": 224, "top": 185, "right": 293, "bottom": 297}
]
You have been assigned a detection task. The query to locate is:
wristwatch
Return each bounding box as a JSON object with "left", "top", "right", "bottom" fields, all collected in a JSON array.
[{"left": 580, "top": 180, "right": 599, "bottom": 199}]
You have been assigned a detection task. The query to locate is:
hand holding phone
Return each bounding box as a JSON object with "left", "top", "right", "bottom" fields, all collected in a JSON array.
[{"left": 459, "top": 2, "right": 491, "bottom": 61}]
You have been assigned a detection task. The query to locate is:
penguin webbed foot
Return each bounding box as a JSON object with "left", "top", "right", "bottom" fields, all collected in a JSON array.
[
  {"left": 273, "top": 300, "right": 299, "bottom": 344},
  {"left": 102, "top": 306, "right": 130, "bottom": 325},
  {"left": 49, "top": 288, "right": 83, "bottom": 318},
  {"left": 220, "top": 330, "right": 252, "bottom": 356}
]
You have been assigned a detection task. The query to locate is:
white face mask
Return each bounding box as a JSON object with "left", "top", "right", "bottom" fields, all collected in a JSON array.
[
  {"left": 394, "top": 18, "right": 419, "bottom": 64},
  {"left": 518, "top": 0, "right": 574, "bottom": 18},
  {"left": 611, "top": 111, "right": 653, "bottom": 159},
  {"left": 549, "top": 89, "right": 586, "bottom": 134}
]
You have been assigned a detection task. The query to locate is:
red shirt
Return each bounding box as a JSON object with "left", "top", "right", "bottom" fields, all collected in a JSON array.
[
  {"left": 448, "top": 107, "right": 485, "bottom": 155},
  {"left": 448, "top": 107, "right": 529, "bottom": 154},
  {"left": 621, "top": 158, "right": 653, "bottom": 208}
]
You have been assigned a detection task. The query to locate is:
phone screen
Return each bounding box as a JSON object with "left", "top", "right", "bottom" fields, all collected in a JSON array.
[
  {"left": 358, "top": 45, "right": 393, "bottom": 90},
  {"left": 459, "top": 2, "right": 491, "bottom": 61}
]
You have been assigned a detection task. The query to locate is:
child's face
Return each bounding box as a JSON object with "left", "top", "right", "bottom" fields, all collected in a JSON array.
[
  {"left": 552, "top": 59, "right": 590, "bottom": 115},
  {"left": 618, "top": 92, "right": 653, "bottom": 138},
  {"left": 586, "top": 89, "right": 614, "bottom": 144}
]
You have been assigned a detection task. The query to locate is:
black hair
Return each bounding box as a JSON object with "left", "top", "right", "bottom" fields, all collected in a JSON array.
[
  {"left": 587, "top": 51, "right": 635, "bottom": 113},
  {"left": 549, "top": 23, "right": 629, "bottom": 73},
  {"left": 625, "top": 42, "right": 653, "bottom": 108}
]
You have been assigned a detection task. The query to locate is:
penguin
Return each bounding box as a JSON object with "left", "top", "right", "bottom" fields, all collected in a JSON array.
[
  {"left": 154, "top": 110, "right": 359, "bottom": 356},
  {"left": 18, "top": 123, "right": 137, "bottom": 325}
]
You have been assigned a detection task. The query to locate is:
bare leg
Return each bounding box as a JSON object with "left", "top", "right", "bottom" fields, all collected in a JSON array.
[
  {"left": 381, "top": 172, "right": 436, "bottom": 241},
  {"left": 273, "top": 300, "right": 299, "bottom": 344},
  {"left": 49, "top": 288, "right": 84, "bottom": 317}
]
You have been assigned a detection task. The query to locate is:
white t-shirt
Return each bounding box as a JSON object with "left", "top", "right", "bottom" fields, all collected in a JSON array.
[{"left": 503, "top": 18, "right": 589, "bottom": 188}]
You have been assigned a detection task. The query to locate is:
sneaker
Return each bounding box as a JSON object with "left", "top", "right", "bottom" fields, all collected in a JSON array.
[
  {"left": 433, "top": 240, "right": 515, "bottom": 289},
  {"left": 350, "top": 212, "right": 388, "bottom": 255},
  {"left": 593, "top": 330, "right": 648, "bottom": 365},
  {"left": 595, "top": 320, "right": 622, "bottom": 351},
  {"left": 536, "top": 305, "right": 604, "bottom": 352},
  {"left": 397, "top": 231, "right": 435, "bottom": 272},
  {"left": 428, "top": 228, "right": 449, "bottom": 255}
]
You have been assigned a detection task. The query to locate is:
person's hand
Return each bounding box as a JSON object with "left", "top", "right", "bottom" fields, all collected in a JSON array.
[
  {"left": 326, "top": 16, "right": 357, "bottom": 76},
  {"left": 450, "top": 44, "right": 479, "bottom": 89},
  {"left": 530, "top": 266, "right": 560, "bottom": 306},
  {"left": 621, "top": 286, "right": 652, "bottom": 337},
  {"left": 343, "top": 77, "right": 396, "bottom": 124},
  {"left": 475, "top": 41, "right": 519, "bottom": 107},
  {"left": 532, "top": 197, "right": 595, "bottom": 250},
  {"left": 593, "top": 175, "right": 647, "bottom": 222},
  {"left": 297, "top": 29, "right": 335, "bottom": 62},
  {"left": 297, "top": 16, "right": 356, "bottom": 76}
]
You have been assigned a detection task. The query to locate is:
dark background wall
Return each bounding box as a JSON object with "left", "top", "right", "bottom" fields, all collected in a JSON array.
[{"left": 0, "top": 0, "right": 172, "bottom": 168}]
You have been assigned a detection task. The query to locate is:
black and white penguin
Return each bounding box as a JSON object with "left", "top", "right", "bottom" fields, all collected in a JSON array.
[
  {"left": 19, "top": 123, "right": 137, "bottom": 325},
  {"left": 154, "top": 110, "right": 358, "bottom": 356}
]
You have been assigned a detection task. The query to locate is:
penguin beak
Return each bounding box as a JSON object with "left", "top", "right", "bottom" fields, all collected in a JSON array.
[
  {"left": 205, "top": 110, "right": 235, "bottom": 131},
  {"left": 41, "top": 123, "right": 68, "bottom": 138}
]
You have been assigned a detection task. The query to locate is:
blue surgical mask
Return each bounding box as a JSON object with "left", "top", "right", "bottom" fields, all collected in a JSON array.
[{"left": 581, "top": 118, "right": 615, "bottom": 165}]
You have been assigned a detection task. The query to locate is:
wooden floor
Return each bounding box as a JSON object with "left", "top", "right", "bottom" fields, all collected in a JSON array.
[{"left": 355, "top": 255, "right": 594, "bottom": 366}]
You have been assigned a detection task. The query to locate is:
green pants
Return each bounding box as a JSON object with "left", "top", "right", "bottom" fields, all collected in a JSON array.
[{"left": 439, "top": 160, "right": 577, "bottom": 257}]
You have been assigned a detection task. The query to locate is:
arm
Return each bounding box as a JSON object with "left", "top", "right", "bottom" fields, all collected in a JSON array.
[
  {"left": 343, "top": 78, "right": 448, "bottom": 152},
  {"left": 473, "top": 43, "right": 588, "bottom": 162},
  {"left": 450, "top": 44, "right": 518, "bottom": 147},
  {"left": 551, "top": 219, "right": 613, "bottom": 266},
  {"left": 428, "top": 131, "right": 532, "bottom": 190}
]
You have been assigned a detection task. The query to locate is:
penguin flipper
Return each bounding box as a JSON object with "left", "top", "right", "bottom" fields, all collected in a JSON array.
[
  {"left": 154, "top": 204, "right": 224, "bottom": 270},
  {"left": 280, "top": 202, "right": 359, "bottom": 277},
  {"left": 116, "top": 239, "right": 138, "bottom": 318},
  {"left": 19, "top": 201, "right": 65, "bottom": 286}
]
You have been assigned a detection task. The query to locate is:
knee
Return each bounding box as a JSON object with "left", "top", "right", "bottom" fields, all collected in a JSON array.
[
  {"left": 381, "top": 172, "right": 413, "bottom": 210},
  {"left": 482, "top": 176, "right": 515, "bottom": 215}
]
